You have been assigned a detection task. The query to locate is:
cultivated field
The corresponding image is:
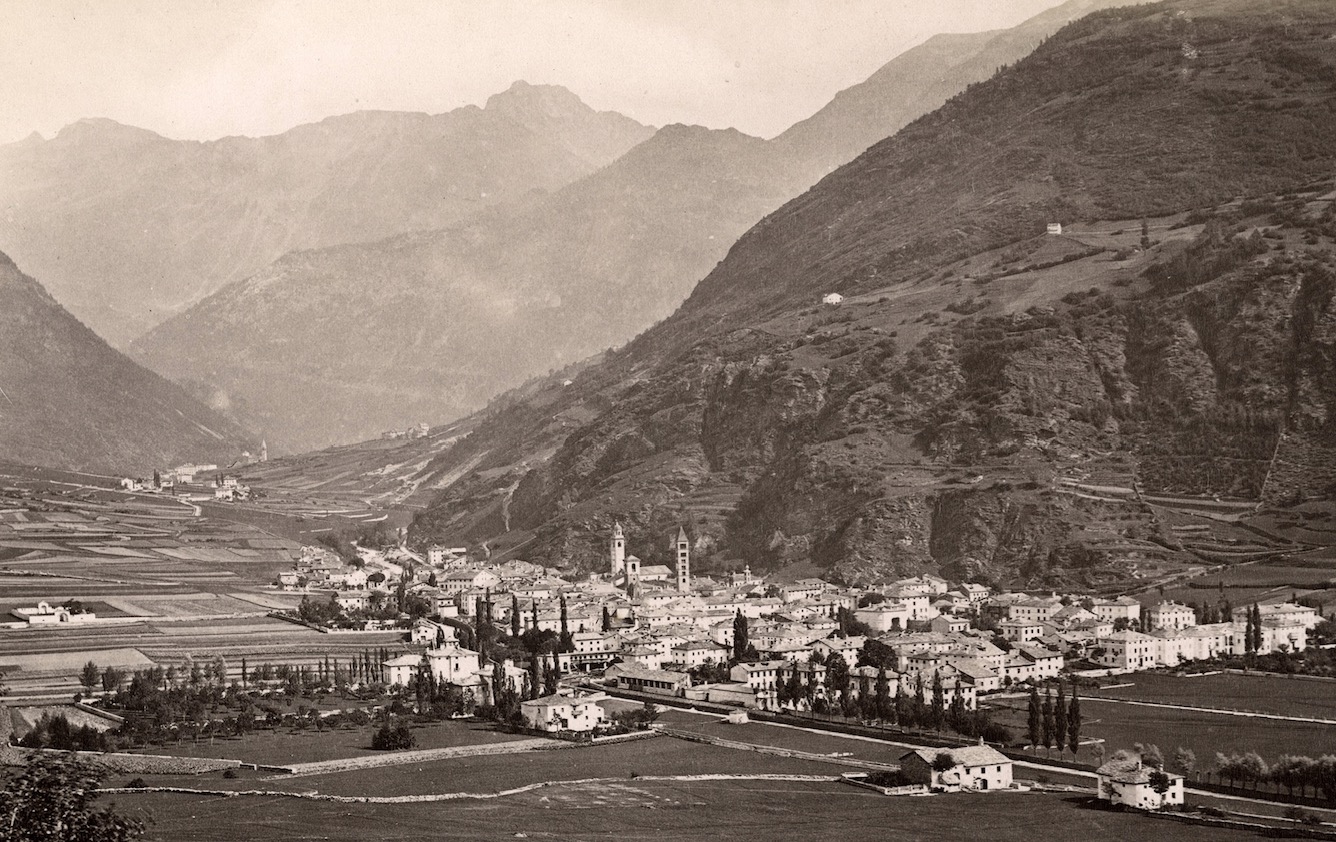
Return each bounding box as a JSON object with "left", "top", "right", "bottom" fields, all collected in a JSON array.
[
  {"left": 113, "top": 774, "right": 1282, "bottom": 842},
  {"left": 141, "top": 720, "right": 527, "bottom": 767},
  {"left": 1087, "top": 672, "right": 1336, "bottom": 720}
]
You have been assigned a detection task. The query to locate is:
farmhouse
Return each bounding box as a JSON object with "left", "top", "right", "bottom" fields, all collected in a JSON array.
[
  {"left": 1146, "top": 601, "right": 1196, "bottom": 632},
  {"left": 521, "top": 691, "right": 607, "bottom": 733},
  {"left": 899, "top": 743, "right": 1013, "bottom": 792},
  {"left": 11, "top": 601, "right": 97, "bottom": 625},
  {"left": 1096, "top": 757, "right": 1184, "bottom": 810}
]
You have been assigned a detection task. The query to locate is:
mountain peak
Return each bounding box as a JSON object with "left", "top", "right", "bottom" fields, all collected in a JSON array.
[
  {"left": 485, "top": 81, "right": 591, "bottom": 117},
  {"left": 52, "top": 117, "right": 165, "bottom": 146}
]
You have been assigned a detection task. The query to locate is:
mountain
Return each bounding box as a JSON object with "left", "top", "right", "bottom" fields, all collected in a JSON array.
[
  {"left": 129, "top": 0, "right": 1140, "bottom": 456},
  {"left": 773, "top": 0, "right": 1144, "bottom": 173},
  {"left": 130, "top": 125, "right": 811, "bottom": 453},
  {"left": 404, "top": 0, "right": 1336, "bottom": 587},
  {"left": 0, "top": 82, "right": 653, "bottom": 345},
  {"left": 0, "top": 251, "right": 253, "bottom": 474}
]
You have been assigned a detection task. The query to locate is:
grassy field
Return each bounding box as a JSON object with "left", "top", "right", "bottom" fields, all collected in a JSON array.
[
  {"left": 140, "top": 720, "right": 526, "bottom": 766},
  {"left": 987, "top": 694, "right": 1335, "bottom": 771},
  {"left": 111, "top": 777, "right": 1284, "bottom": 842},
  {"left": 1087, "top": 672, "right": 1336, "bottom": 719}
]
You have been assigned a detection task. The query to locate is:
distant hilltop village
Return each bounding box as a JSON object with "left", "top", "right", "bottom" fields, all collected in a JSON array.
[
  {"left": 274, "top": 522, "right": 1319, "bottom": 716},
  {"left": 382, "top": 422, "right": 431, "bottom": 441}
]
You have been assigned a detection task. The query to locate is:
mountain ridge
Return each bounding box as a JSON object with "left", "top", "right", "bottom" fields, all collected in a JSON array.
[{"left": 399, "top": 0, "right": 1336, "bottom": 587}]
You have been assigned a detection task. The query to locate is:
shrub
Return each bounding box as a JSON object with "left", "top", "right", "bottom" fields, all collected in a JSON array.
[{"left": 370, "top": 720, "right": 416, "bottom": 751}]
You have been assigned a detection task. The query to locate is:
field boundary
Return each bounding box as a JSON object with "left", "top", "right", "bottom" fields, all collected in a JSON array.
[
  {"left": 1081, "top": 695, "right": 1336, "bottom": 725},
  {"left": 100, "top": 773, "right": 842, "bottom": 803}
]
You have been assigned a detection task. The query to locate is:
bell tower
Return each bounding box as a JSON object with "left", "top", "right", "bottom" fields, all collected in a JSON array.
[
  {"left": 674, "top": 526, "right": 690, "bottom": 593},
  {"left": 610, "top": 522, "right": 626, "bottom": 576}
]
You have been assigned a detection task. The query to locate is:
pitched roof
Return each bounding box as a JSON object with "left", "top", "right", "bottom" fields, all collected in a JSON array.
[{"left": 902, "top": 745, "right": 1010, "bottom": 768}]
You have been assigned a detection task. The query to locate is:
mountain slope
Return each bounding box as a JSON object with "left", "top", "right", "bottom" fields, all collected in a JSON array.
[
  {"left": 130, "top": 125, "right": 810, "bottom": 453},
  {"left": 0, "top": 252, "right": 253, "bottom": 474},
  {"left": 129, "top": 0, "right": 1139, "bottom": 456},
  {"left": 773, "top": 0, "right": 1145, "bottom": 172},
  {"left": 405, "top": 0, "right": 1336, "bottom": 586},
  {"left": 0, "top": 82, "right": 652, "bottom": 345}
]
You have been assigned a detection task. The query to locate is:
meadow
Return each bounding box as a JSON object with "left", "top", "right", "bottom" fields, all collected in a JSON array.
[
  {"left": 112, "top": 774, "right": 1285, "bottom": 842},
  {"left": 1087, "top": 672, "right": 1336, "bottom": 720}
]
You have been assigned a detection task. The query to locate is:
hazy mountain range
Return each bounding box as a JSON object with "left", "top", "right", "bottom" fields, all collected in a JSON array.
[
  {"left": 119, "top": 0, "right": 1136, "bottom": 454},
  {"left": 0, "top": 81, "right": 653, "bottom": 345}
]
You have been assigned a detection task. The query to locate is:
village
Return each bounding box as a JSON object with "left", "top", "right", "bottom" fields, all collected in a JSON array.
[{"left": 273, "top": 522, "right": 1321, "bottom": 719}]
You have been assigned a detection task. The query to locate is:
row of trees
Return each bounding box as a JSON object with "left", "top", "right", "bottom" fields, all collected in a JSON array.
[
  {"left": 1025, "top": 682, "right": 1082, "bottom": 757},
  {"left": 773, "top": 659, "right": 1011, "bottom": 744}
]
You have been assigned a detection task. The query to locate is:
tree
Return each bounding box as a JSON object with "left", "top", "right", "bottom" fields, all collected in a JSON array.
[
  {"left": 80, "top": 660, "right": 100, "bottom": 692},
  {"left": 1172, "top": 747, "right": 1196, "bottom": 779},
  {"left": 826, "top": 654, "right": 850, "bottom": 715},
  {"left": 929, "top": 671, "right": 945, "bottom": 731},
  {"left": 0, "top": 753, "right": 144, "bottom": 841},
  {"left": 371, "top": 720, "right": 415, "bottom": 750},
  {"left": 1027, "top": 685, "right": 1041, "bottom": 751},
  {"left": 1137, "top": 742, "right": 1164, "bottom": 770},
  {"left": 559, "top": 595, "right": 573, "bottom": 653},
  {"left": 1245, "top": 606, "right": 1257, "bottom": 657},
  {"left": 1054, "top": 682, "right": 1068, "bottom": 754},
  {"left": 1140, "top": 217, "right": 1151, "bottom": 249},
  {"left": 101, "top": 665, "right": 125, "bottom": 694},
  {"left": 732, "top": 610, "right": 749, "bottom": 663},
  {"left": 873, "top": 666, "right": 892, "bottom": 721},
  {"left": 1251, "top": 603, "right": 1264, "bottom": 655},
  {"left": 601, "top": 606, "right": 612, "bottom": 632},
  {"left": 931, "top": 751, "right": 957, "bottom": 773},
  {"left": 511, "top": 595, "right": 521, "bottom": 638},
  {"left": 1041, "top": 689, "right": 1054, "bottom": 753},
  {"left": 1067, "top": 683, "right": 1082, "bottom": 757}
]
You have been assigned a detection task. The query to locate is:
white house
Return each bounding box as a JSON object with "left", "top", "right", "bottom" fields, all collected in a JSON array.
[
  {"left": 11, "top": 601, "right": 97, "bottom": 626},
  {"left": 899, "top": 744, "right": 1012, "bottom": 792},
  {"left": 1146, "top": 601, "right": 1196, "bottom": 632},
  {"left": 521, "top": 691, "right": 607, "bottom": 733},
  {"left": 1096, "top": 757, "right": 1183, "bottom": 809},
  {"left": 822, "top": 293, "right": 844, "bottom": 305}
]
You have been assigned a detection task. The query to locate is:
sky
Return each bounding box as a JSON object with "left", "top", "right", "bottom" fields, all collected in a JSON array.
[{"left": 0, "top": 0, "right": 1063, "bottom": 145}]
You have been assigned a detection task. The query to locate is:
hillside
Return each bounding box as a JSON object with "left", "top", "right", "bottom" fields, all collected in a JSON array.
[
  {"left": 404, "top": 0, "right": 1336, "bottom": 587},
  {"left": 0, "top": 252, "right": 254, "bottom": 474},
  {"left": 0, "top": 82, "right": 652, "bottom": 345},
  {"left": 774, "top": 0, "right": 1138, "bottom": 172},
  {"left": 130, "top": 125, "right": 812, "bottom": 454},
  {"left": 129, "top": 0, "right": 1139, "bottom": 456}
]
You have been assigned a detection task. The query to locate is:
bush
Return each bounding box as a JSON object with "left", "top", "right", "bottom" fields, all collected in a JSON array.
[
  {"left": 126, "top": 777, "right": 146, "bottom": 789},
  {"left": 222, "top": 768, "right": 238, "bottom": 779},
  {"left": 370, "top": 720, "right": 416, "bottom": 751}
]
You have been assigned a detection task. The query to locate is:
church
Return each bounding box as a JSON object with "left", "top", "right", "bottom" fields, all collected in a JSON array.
[{"left": 608, "top": 522, "right": 690, "bottom": 594}]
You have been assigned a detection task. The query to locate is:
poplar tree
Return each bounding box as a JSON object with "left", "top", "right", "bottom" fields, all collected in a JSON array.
[
  {"left": 1067, "top": 684, "right": 1082, "bottom": 757},
  {"left": 511, "top": 595, "right": 521, "bottom": 638},
  {"left": 930, "top": 670, "right": 945, "bottom": 731},
  {"left": 732, "top": 610, "right": 749, "bottom": 662},
  {"left": 1027, "top": 685, "right": 1041, "bottom": 751},
  {"left": 559, "top": 594, "right": 573, "bottom": 652},
  {"left": 1041, "top": 688, "right": 1055, "bottom": 753},
  {"left": 1055, "top": 682, "right": 1068, "bottom": 753},
  {"left": 874, "top": 666, "right": 891, "bottom": 721}
]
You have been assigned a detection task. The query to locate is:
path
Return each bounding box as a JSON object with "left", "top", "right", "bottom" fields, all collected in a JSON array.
[
  {"left": 102, "top": 773, "right": 841, "bottom": 804},
  {"left": 271, "top": 737, "right": 571, "bottom": 778},
  {"left": 1082, "top": 695, "right": 1336, "bottom": 725}
]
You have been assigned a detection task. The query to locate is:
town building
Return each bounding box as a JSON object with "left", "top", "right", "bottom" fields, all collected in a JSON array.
[
  {"left": 1096, "top": 757, "right": 1184, "bottom": 809},
  {"left": 899, "top": 744, "right": 1013, "bottom": 792}
]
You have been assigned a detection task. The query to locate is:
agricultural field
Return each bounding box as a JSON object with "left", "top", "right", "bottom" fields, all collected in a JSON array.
[
  {"left": 1086, "top": 672, "right": 1336, "bottom": 720},
  {"left": 986, "top": 690, "right": 1336, "bottom": 773},
  {"left": 140, "top": 719, "right": 527, "bottom": 767},
  {"left": 112, "top": 768, "right": 1284, "bottom": 842},
  {"left": 1144, "top": 556, "right": 1336, "bottom": 609}
]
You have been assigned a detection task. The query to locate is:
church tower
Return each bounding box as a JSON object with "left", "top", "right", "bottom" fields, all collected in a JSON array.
[
  {"left": 610, "top": 522, "right": 626, "bottom": 576},
  {"left": 674, "top": 526, "right": 690, "bottom": 593}
]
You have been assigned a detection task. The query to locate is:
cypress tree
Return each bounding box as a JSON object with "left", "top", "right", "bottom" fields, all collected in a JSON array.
[
  {"left": 1041, "top": 689, "right": 1055, "bottom": 752},
  {"left": 874, "top": 666, "right": 891, "bottom": 721},
  {"left": 1251, "top": 603, "right": 1264, "bottom": 654},
  {"left": 601, "top": 605, "right": 612, "bottom": 632},
  {"left": 527, "top": 654, "right": 541, "bottom": 700},
  {"left": 1067, "top": 684, "right": 1082, "bottom": 757},
  {"left": 531, "top": 599, "right": 540, "bottom": 633},
  {"left": 1055, "top": 682, "right": 1068, "bottom": 753},
  {"left": 732, "top": 610, "right": 748, "bottom": 662},
  {"left": 1027, "top": 685, "right": 1041, "bottom": 751},
  {"left": 1244, "top": 608, "right": 1256, "bottom": 656},
  {"left": 511, "top": 595, "right": 521, "bottom": 638},
  {"left": 930, "top": 670, "right": 945, "bottom": 731},
  {"left": 559, "top": 594, "right": 572, "bottom": 652}
]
